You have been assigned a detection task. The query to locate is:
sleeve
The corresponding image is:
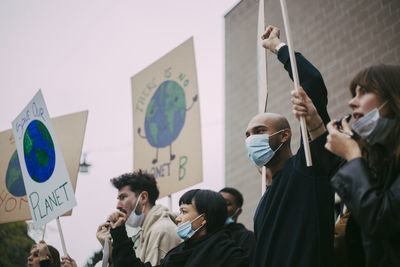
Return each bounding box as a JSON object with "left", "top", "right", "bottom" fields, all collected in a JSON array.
[
  {"left": 296, "top": 131, "right": 344, "bottom": 177},
  {"left": 277, "top": 45, "right": 330, "bottom": 125},
  {"left": 110, "top": 225, "right": 153, "bottom": 267},
  {"left": 144, "top": 220, "right": 182, "bottom": 265},
  {"left": 331, "top": 158, "right": 400, "bottom": 238},
  {"left": 238, "top": 230, "right": 255, "bottom": 261}
]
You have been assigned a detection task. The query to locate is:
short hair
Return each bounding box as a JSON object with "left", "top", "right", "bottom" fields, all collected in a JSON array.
[
  {"left": 179, "top": 189, "right": 227, "bottom": 234},
  {"left": 219, "top": 187, "right": 243, "bottom": 207},
  {"left": 110, "top": 169, "right": 159, "bottom": 206}
]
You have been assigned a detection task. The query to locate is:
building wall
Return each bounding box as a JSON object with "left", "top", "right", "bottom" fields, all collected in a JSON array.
[{"left": 225, "top": 0, "right": 400, "bottom": 229}]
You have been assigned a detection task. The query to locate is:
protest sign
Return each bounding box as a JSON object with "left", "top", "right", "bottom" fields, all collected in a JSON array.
[
  {"left": 11, "top": 91, "right": 78, "bottom": 228},
  {"left": 132, "top": 37, "right": 203, "bottom": 198}
]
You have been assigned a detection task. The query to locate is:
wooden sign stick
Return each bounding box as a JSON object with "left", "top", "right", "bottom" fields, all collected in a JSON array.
[
  {"left": 257, "top": 0, "right": 268, "bottom": 194},
  {"left": 279, "top": 0, "right": 313, "bottom": 166},
  {"left": 56, "top": 217, "right": 68, "bottom": 256}
]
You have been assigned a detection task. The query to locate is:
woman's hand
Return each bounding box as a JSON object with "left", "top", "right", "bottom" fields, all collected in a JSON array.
[
  {"left": 37, "top": 240, "right": 51, "bottom": 262},
  {"left": 61, "top": 254, "right": 77, "bottom": 267},
  {"left": 325, "top": 119, "right": 361, "bottom": 161}
]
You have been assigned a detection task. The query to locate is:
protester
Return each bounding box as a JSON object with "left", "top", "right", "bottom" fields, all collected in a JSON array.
[
  {"left": 325, "top": 64, "right": 400, "bottom": 266},
  {"left": 27, "top": 241, "right": 60, "bottom": 267},
  {"left": 109, "top": 189, "right": 249, "bottom": 267},
  {"left": 96, "top": 170, "right": 181, "bottom": 266},
  {"left": 245, "top": 25, "right": 341, "bottom": 267},
  {"left": 219, "top": 187, "right": 255, "bottom": 260}
]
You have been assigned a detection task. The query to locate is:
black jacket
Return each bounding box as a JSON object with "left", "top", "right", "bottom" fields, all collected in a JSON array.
[
  {"left": 111, "top": 225, "right": 249, "bottom": 267},
  {"left": 332, "top": 158, "right": 400, "bottom": 267},
  {"left": 224, "top": 222, "right": 255, "bottom": 262}
]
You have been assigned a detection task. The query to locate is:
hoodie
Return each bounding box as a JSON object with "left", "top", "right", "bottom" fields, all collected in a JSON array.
[{"left": 135, "top": 204, "right": 182, "bottom": 265}]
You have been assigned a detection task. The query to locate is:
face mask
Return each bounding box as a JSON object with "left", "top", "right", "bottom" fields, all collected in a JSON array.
[
  {"left": 176, "top": 214, "right": 204, "bottom": 241},
  {"left": 126, "top": 193, "right": 145, "bottom": 227},
  {"left": 351, "top": 102, "right": 396, "bottom": 145},
  {"left": 225, "top": 217, "right": 234, "bottom": 225},
  {"left": 245, "top": 130, "right": 284, "bottom": 167},
  {"left": 225, "top": 208, "right": 240, "bottom": 225}
]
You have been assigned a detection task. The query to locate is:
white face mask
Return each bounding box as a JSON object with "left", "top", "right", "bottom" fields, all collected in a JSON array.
[
  {"left": 351, "top": 101, "right": 396, "bottom": 145},
  {"left": 126, "top": 193, "right": 145, "bottom": 227}
]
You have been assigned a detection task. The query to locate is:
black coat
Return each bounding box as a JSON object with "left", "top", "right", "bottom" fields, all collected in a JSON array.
[
  {"left": 332, "top": 158, "right": 400, "bottom": 267},
  {"left": 224, "top": 222, "right": 255, "bottom": 262},
  {"left": 111, "top": 225, "right": 249, "bottom": 267}
]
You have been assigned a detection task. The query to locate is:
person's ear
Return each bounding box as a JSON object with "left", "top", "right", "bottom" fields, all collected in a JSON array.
[
  {"left": 237, "top": 208, "right": 242, "bottom": 217},
  {"left": 141, "top": 191, "right": 149, "bottom": 205},
  {"left": 281, "top": 128, "right": 291, "bottom": 143},
  {"left": 200, "top": 214, "right": 207, "bottom": 226}
]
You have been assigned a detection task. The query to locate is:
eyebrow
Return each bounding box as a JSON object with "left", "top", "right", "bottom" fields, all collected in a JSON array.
[{"left": 246, "top": 125, "right": 268, "bottom": 137}]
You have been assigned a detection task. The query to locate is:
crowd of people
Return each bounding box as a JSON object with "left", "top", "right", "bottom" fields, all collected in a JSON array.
[{"left": 27, "top": 25, "right": 399, "bottom": 267}]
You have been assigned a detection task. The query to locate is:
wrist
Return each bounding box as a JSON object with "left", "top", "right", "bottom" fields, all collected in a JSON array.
[
  {"left": 274, "top": 42, "right": 286, "bottom": 54},
  {"left": 345, "top": 148, "right": 362, "bottom": 162},
  {"left": 308, "top": 120, "right": 323, "bottom": 132}
]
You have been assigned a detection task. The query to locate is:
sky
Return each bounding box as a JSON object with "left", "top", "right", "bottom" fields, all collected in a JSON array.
[{"left": 0, "top": 0, "right": 240, "bottom": 265}]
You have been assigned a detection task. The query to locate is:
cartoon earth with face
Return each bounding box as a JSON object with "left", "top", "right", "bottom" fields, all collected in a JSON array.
[
  {"left": 145, "top": 80, "right": 186, "bottom": 148},
  {"left": 139, "top": 79, "right": 197, "bottom": 164},
  {"left": 5, "top": 150, "right": 26, "bottom": 197},
  {"left": 23, "top": 120, "right": 56, "bottom": 183}
]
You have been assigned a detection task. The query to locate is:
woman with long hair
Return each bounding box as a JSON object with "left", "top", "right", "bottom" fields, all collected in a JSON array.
[{"left": 325, "top": 64, "right": 400, "bottom": 267}]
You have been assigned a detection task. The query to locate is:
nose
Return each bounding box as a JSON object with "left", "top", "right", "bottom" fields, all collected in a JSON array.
[
  {"left": 348, "top": 96, "right": 358, "bottom": 109},
  {"left": 116, "top": 200, "right": 122, "bottom": 211},
  {"left": 175, "top": 215, "right": 182, "bottom": 224}
]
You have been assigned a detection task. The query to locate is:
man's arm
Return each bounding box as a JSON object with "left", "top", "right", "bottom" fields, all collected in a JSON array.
[
  {"left": 262, "top": 25, "right": 330, "bottom": 125},
  {"left": 108, "top": 211, "right": 152, "bottom": 267}
]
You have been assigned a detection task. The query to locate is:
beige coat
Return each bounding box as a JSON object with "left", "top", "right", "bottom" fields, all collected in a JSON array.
[{"left": 135, "top": 204, "right": 182, "bottom": 265}]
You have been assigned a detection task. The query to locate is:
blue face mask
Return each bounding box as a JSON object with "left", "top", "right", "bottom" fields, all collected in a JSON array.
[
  {"left": 225, "top": 217, "right": 234, "bottom": 225},
  {"left": 224, "top": 208, "right": 241, "bottom": 225},
  {"left": 351, "top": 102, "right": 396, "bottom": 145},
  {"left": 176, "top": 214, "right": 204, "bottom": 241},
  {"left": 245, "top": 130, "right": 284, "bottom": 167}
]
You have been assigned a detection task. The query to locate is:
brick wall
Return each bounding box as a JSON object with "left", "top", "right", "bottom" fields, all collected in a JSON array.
[{"left": 225, "top": 0, "right": 400, "bottom": 229}]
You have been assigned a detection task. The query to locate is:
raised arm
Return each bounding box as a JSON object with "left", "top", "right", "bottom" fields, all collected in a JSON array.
[{"left": 262, "top": 25, "right": 330, "bottom": 125}]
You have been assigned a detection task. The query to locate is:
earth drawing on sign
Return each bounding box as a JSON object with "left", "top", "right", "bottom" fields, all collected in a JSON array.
[
  {"left": 23, "top": 120, "right": 56, "bottom": 183},
  {"left": 5, "top": 150, "right": 26, "bottom": 197},
  {"left": 138, "top": 80, "right": 197, "bottom": 164}
]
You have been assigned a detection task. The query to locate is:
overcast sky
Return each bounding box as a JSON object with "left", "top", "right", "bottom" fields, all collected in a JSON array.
[{"left": 0, "top": 0, "right": 240, "bottom": 265}]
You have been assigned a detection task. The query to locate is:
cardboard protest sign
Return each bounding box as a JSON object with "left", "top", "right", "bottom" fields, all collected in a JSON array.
[
  {"left": 132, "top": 37, "right": 203, "bottom": 198},
  {"left": 11, "top": 91, "right": 79, "bottom": 228}
]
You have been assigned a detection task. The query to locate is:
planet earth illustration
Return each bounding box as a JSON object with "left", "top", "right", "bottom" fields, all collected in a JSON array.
[
  {"left": 5, "top": 150, "right": 26, "bottom": 197},
  {"left": 23, "top": 120, "right": 56, "bottom": 183},
  {"left": 144, "top": 80, "right": 186, "bottom": 148}
]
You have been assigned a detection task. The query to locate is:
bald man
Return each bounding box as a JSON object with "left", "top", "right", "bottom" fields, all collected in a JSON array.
[{"left": 246, "top": 26, "right": 342, "bottom": 267}]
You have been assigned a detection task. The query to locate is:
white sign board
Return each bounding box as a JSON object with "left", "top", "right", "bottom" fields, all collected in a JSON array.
[{"left": 12, "top": 90, "right": 77, "bottom": 228}]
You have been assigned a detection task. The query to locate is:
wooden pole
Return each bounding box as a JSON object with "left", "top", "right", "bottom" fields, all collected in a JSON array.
[
  {"left": 56, "top": 217, "right": 67, "bottom": 256},
  {"left": 279, "top": 0, "right": 313, "bottom": 166},
  {"left": 257, "top": 0, "right": 268, "bottom": 194},
  {"left": 168, "top": 194, "right": 173, "bottom": 211},
  {"left": 41, "top": 224, "right": 46, "bottom": 240}
]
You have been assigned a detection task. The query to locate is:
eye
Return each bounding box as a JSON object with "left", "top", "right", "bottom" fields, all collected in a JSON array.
[
  {"left": 357, "top": 87, "right": 368, "bottom": 95},
  {"left": 256, "top": 129, "right": 265, "bottom": 134}
]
